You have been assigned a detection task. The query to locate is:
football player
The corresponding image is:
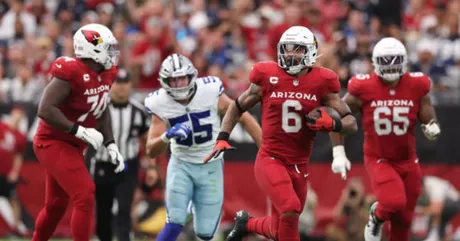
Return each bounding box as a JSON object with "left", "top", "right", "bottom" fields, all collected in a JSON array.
[
  {"left": 206, "top": 26, "right": 358, "bottom": 241},
  {"left": 33, "top": 24, "right": 124, "bottom": 241},
  {"left": 329, "top": 37, "right": 441, "bottom": 241},
  {"left": 144, "top": 53, "right": 262, "bottom": 241}
]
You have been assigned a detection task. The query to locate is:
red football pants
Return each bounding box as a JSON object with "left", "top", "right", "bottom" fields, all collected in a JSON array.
[
  {"left": 246, "top": 151, "right": 308, "bottom": 241},
  {"left": 365, "top": 156, "right": 422, "bottom": 241},
  {"left": 32, "top": 141, "right": 95, "bottom": 241}
]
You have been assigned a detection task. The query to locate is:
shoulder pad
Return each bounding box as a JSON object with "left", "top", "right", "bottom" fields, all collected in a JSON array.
[
  {"left": 198, "top": 76, "right": 224, "bottom": 96},
  {"left": 50, "top": 57, "right": 78, "bottom": 81},
  {"left": 318, "top": 67, "right": 339, "bottom": 80},
  {"left": 407, "top": 72, "right": 431, "bottom": 96},
  {"left": 144, "top": 89, "right": 162, "bottom": 115},
  {"left": 348, "top": 74, "right": 372, "bottom": 96},
  {"left": 250, "top": 62, "right": 277, "bottom": 85}
]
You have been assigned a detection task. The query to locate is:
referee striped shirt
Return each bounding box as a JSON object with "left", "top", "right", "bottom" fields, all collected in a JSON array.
[{"left": 92, "top": 98, "right": 150, "bottom": 163}]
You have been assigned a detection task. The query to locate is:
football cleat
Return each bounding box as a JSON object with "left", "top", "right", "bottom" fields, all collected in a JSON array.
[
  {"left": 226, "top": 210, "right": 251, "bottom": 241},
  {"left": 364, "top": 202, "right": 383, "bottom": 241}
]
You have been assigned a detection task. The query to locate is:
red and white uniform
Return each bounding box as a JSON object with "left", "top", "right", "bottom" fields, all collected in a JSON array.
[
  {"left": 349, "top": 72, "right": 431, "bottom": 241},
  {"left": 348, "top": 72, "right": 431, "bottom": 161},
  {"left": 250, "top": 61, "right": 340, "bottom": 164},
  {"left": 247, "top": 61, "right": 341, "bottom": 240},
  {"left": 0, "top": 122, "right": 26, "bottom": 176},
  {"left": 35, "top": 56, "right": 117, "bottom": 150}
]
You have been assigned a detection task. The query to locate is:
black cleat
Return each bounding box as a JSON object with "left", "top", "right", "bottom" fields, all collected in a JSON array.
[{"left": 226, "top": 210, "right": 251, "bottom": 241}]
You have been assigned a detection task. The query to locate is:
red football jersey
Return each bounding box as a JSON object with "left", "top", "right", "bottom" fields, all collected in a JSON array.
[
  {"left": 0, "top": 122, "right": 26, "bottom": 175},
  {"left": 250, "top": 62, "right": 341, "bottom": 164},
  {"left": 35, "top": 57, "right": 118, "bottom": 150},
  {"left": 348, "top": 72, "right": 431, "bottom": 161}
]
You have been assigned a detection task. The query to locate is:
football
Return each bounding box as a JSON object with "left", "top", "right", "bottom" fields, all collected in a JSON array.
[{"left": 307, "top": 106, "right": 341, "bottom": 120}]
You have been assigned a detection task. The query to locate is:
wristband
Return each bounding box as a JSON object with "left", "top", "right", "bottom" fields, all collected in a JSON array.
[
  {"left": 160, "top": 132, "right": 170, "bottom": 143},
  {"left": 217, "top": 132, "right": 230, "bottom": 141},
  {"left": 104, "top": 140, "right": 115, "bottom": 147},
  {"left": 333, "top": 119, "right": 342, "bottom": 132},
  {"left": 69, "top": 124, "right": 79, "bottom": 135}
]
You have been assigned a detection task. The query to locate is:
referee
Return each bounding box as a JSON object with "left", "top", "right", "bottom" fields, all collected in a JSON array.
[{"left": 85, "top": 69, "right": 150, "bottom": 241}]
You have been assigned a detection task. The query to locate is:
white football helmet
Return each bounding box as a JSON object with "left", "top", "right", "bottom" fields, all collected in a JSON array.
[
  {"left": 73, "top": 23, "right": 120, "bottom": 70},
  {"left": 372, "top": 37, "right": 407, "bottom": 82},
  {"left": 277, "top": 26, "right": 318, "bottom": 75},
  {"left": 159, "top": 53, "right": 198, "bottom": 100}
]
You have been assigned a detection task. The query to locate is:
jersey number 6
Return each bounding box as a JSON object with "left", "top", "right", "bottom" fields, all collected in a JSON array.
[{"left": 282, "top": 100, "right": 302, "bottom": 133}]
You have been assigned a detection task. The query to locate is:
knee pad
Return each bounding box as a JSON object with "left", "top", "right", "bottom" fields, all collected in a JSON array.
[
  {"left": 381, "top": 195, "right": 406, "bottom": 213},
  {"left": 72, "top": 191, "right": 95, "bottom": 212},
  {"left": 279, "top": 197, "right": 302, "bottom": 214},
  {"left": 166, "top": 207, "right": 187, "bottom": 225},
  {"left": 392, "top": 211, "right": 413, "bottom": 227},
  {"left": 46, "top": 197, "right": 69, "bottom": 213}
]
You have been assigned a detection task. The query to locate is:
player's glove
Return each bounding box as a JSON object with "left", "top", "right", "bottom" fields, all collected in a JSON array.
[
  {"left": 421, "top": 119, "right": 441, "bottom": 140},
  {"left": 331, "top": 145, "right": 351, "bottom": 180},
  {"left": 106, "top": 142, "right": 125, "bottom": 173},
  {"left": 71, "top": 125, "right": 104, "bottom": 150},
  {"left": 305, "top": 109, "right": 340, "bottom": 132},
  {"left": 203, "top": 132, "right": 235, "bottom": 163},
  {"left": 161, "top": 123, "right": 191, "bottom": 143}
]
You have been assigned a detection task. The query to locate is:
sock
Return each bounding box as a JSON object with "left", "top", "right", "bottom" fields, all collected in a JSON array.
[
  {"left": 246, "top": 217, "right": 274, "bottom": 239},
  {"left": 156, "top": 223, "right": 183, "bottom": 241},
  {"left": 71, "top": 209, "right": 93, "bottom": 241},
  {"left": 375, "top": 204, "right": 391, "bottom": 221},
  {"left": 278, "top": 215, "right": 300, "bottom": 241},
  {"left": 31, "top": 206, "right": 67, "bottom": 241}
]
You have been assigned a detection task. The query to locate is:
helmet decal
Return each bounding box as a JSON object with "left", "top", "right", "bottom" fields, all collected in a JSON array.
[{"left": 81, "top": 29, "right": 103, "bottom": 46}]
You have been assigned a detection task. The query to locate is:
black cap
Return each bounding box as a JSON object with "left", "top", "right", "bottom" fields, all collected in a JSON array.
[{"left": 116, "top": 68, "right": 130, "bottom": 83}]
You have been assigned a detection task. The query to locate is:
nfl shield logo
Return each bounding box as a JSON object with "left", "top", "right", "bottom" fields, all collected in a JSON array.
[
  {"left": 293, "top": 80, "right": 299, "bottom": 87},
  {"left": 390, "top": 89, "right": 395, "bottom": 95}
]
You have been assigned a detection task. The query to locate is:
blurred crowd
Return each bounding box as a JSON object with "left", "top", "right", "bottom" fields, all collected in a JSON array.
[{"left": 0, "top": 0, "right": 459, "bottom": 104}]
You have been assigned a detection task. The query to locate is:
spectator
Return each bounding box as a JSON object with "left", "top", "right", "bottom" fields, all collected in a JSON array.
[
  {"left": 325, "top": 177, "right": 372, "bottom": 241},
  {"left": 0, "top": 0, "right": 36, "bottom": 41},
  {"left": 299, "top": 182, "right": 318, "bottom": 241},
  {"left": 410, "top": 39, "right": 447, "bottom": 90},
  {"left": 0, "top": 105, "right": 26, "bottom": 235},
  {"left": 130, "top": 16, "right": 175, "bottom": 89},
  {"left": 1, "top": 64, "right": 43, "bottom": 105},
  {"left": 417, "top": 176, "right": 460, "bottom": 241}
]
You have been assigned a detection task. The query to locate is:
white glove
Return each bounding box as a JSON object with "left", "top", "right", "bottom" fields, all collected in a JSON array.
[
  {"left": 331, "top": 145, "right": 351, "bottom": 180},
  {"left": 74, "top": 125, "right": 104, "bottom": 150},
  {"left": 421, "top": 119, "right": 440, "bottom": 140},
  {"left": 107, "top": 143, "right": 125, "bottom": 173}
]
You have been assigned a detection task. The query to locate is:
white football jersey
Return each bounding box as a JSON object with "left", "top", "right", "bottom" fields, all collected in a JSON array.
[{"left": 144, "top": 76, "right": 224, "bottom": 164}]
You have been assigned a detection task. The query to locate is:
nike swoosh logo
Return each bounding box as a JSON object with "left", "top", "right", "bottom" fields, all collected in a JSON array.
[{"left": 55, "top": 64, "right": 62, "bottom": 68}]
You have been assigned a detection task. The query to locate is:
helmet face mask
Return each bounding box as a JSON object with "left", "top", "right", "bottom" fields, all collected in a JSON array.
[
  {"left": 73, "top": 24, "right": 120, "bottom": 70},
  {"left": 372, "top": 38, "right": 407, "bottom": 82},
  {"left": 277, "top": 26, "right": 318, "bottom": 75},
  {"left": 159, "top": 54, "right": 198, "bottom": 100}
]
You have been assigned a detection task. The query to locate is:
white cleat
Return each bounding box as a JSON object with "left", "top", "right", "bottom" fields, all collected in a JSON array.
[{"left": 364, "top": 202, "right": 383, "bottom": 241}]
